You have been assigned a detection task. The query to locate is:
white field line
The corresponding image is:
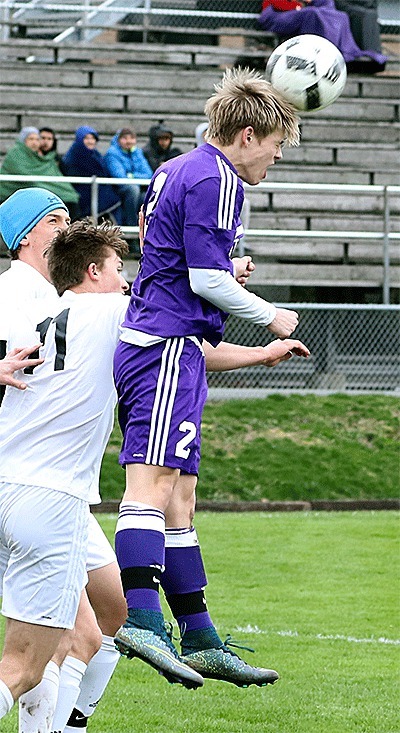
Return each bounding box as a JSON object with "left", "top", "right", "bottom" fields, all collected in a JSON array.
[{"left": 235, "top": 625, "right": 400, "bottom": 646}]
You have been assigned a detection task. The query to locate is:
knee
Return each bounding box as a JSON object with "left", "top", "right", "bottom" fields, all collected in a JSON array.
[
  {"left": 155, "top": 474, "right": 177, "bottom": 506},
  {"left": 70, "top": 621, "right": 102, "bottom": 664},
  {"left": 97, "top": 597, "right": 127, "bottom": 637},
  {"left": 52, "top": 628, "right": 74, "bottom": 666},
  {"left": 17, "top": 664, "right": 46, "bottom": 694}
]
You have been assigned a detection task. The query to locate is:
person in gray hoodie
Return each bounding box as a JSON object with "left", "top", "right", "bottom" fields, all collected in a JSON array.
[
  {"left": 142, "top": 121, "right": 182, "bottom": 172},
  {"left": 105, "top": 128, "right": 153, "bottom": 226}
]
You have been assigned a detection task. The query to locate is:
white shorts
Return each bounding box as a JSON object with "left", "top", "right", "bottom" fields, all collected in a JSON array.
[
  {"left": 86, "top": 513, "right": 116, "bottom": 573},
  {"left": 0, "top": 482, "right": 89, "bottom": 629}
]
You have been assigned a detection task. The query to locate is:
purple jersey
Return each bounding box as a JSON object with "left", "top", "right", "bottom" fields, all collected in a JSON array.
[{"left": 122, "top": 144, "right": 244, "bottom": 346}]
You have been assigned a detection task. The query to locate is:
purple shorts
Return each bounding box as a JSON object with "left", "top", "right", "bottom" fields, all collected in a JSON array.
[{"left": 114, "top": 337, "right": 208, "bottom": 474}]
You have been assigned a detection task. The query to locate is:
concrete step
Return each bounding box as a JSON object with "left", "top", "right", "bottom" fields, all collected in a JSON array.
[
  {"left": 0, "top": 109, "right": 213, "bottom": 139},
  {"left": 0, "top": 60, "right": 398, "bottom": 99},
  {"left": 1, "top": 80, "right": 398, "bottom": 120},
  {"left": 239, "top": 262, "right": 400, "bottom": 288},
  {"left": 0, "top": 37, "right": 268, "bottom": 67},
  {"left": 264, "top": 166, "right": 399, "bottom": 185},
  {"left": 249, "top": 211, "right": 400, "bottom": 233},
  {"left": 1, "top": 108, "right": 398, "bottom": 151},
  {"left": 244, "top": 239, "right": 400, "bottom": 265},
  {"left": 0, "top": 62, "right": 223, "bottom": 93},
  {"left": 0, "top": 84, "right": 208, "bottom": 115},
  {"left": 247, "top": 190, "right": 400, "bottom": 215},
  {"left": 300, "top": 119, "right": 400, "bottom": 144}
]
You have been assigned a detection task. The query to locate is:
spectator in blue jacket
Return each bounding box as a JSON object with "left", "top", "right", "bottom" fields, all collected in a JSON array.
[{"left": 105, "top": 128, "right": 152, "bottom": 226}]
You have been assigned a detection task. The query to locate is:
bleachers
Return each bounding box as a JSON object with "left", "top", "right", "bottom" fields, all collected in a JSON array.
[{"left": 0, "top": 34, "right": 399, "bottom": 296}]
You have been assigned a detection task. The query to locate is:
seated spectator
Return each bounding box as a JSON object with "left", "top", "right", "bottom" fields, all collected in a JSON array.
[
  {"left": 334, "top": 0, "right": 385, "bottom": 64},
  {"left": 0, "top": 127, "right": 80, "bottom": 218},
  {"left": 142, "top": 120, "right": 182, "bottom": 172},
  {"left": 39, "top": 127, "right": 63, "bottom": 165},
  {"left": 62, "top": 125, "right": 122, "bottom": 221},
  {"left": 104, "top": 127, "right": 152, "bottom": 226},
  {"left": 259, "top": 0, "right": 386, "bottom": 73}
]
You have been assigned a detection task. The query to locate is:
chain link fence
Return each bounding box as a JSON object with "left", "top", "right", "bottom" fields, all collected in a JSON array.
[
  {"left": 207, "top": 304, "right": 400, "bottom": 395},
  {"left": 1, "top": 0, "right": 397, "bottom": 43}
]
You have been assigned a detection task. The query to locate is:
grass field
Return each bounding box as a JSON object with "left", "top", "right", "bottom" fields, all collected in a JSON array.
[
  {"left": 1, "top": 511, "right": 399, "bottom": 733},
  {"left": 100, "top": 394, "right": 400, "bottom": 502}
]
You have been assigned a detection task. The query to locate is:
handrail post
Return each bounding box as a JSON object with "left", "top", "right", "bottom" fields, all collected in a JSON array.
[
  {"left": 382, "top": 185, "right": 390, "bottom": 305},
  {"left": 90, "top": 176, "right": 99, "bottom": 222},
  {"left": 143, "top": 0, "right": 151, "bottom": 44},
  {"left": 82, "top": 0, "right": 90, "bottom": 41},
  {"left": 1, "top": 0, "right": 10, "bottom": 42}
]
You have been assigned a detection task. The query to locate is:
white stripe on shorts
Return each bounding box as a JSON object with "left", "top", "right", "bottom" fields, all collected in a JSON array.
[{"left": 145, "top": 337, "right": 185, "bottom": 466}]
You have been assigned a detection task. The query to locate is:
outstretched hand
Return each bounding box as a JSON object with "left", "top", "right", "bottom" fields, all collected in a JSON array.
[
  {"left": 0, "top": 344, "right": 44, "bottom": 389},
  {"left": 262, "top": 339, "right": 310, "bottom": 367}
]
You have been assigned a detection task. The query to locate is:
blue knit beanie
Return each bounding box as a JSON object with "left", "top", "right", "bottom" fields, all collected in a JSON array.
[{"left": 0, "top": 188, "right": 69, "bottom": 251}]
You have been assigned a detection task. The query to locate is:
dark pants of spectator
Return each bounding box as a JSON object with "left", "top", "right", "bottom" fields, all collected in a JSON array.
[
  {"left": 66, "top": 200, "right": 81, "bottom": 222},
  {"left": 117, "top": 183, "right": 143, "bottom": 227}
]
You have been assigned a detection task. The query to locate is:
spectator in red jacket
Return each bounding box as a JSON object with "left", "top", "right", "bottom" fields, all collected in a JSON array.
[{"left": 259, "top": 0, "right": 386, "bottom": 72}]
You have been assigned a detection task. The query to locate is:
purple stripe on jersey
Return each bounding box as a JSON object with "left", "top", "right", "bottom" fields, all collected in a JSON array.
[
  {"left": 115, "top": 528, "right": 165, "bottom": 570},
  {"left": 121, "top": 144, "right": 244, "bottom": 346},
  {"left": 161, "top": 545, "right": 207, "bottom": 596}
]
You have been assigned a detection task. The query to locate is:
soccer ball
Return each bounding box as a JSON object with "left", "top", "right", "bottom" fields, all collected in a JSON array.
[{"left": 266, "top": 34, "right": 347, "bottom": 112}]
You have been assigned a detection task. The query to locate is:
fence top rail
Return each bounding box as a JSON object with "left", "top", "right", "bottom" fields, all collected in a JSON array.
[
  {"left": 1, "top": 174, "right": 398, "bottom": 196},
  {"left": 1, "top": 2, "right": 261, "bottom": 19},
  {"left": 3, "top": 1, "right": 399, "bottom": 25},
  {"left": 245, "top": 229, "right": 400, "bottom": 240},
  {"left": 258, "top": 302, "right": 400, "bottom": 311}
]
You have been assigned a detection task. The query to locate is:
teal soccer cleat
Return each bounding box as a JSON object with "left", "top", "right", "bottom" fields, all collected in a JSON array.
[
  {"left": 114, "top": 624, "right": 204, "bottom": 689},
  {"left": 182, "top": 636, "right": 279, "bottom": 688}
]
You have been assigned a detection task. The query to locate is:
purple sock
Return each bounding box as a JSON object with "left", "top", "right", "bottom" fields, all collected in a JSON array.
[
  {"left": 162, "top": 527, "right": 213, "bottom": 632},
  {"left": 115, "top": 501, "right": 165, "bottom": 613}
]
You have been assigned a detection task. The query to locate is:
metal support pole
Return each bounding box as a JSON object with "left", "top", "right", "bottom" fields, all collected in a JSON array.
[
  {"left": 382, "top": 186, "right": 390, "bottom": 305},
  {"left": 90, "top": 176, "right": 99, "bottom": 222},
  {"left": 82, "top": 0, "right": 90, "bottom": 41},
  {"left": 143, "top": 0, "right": 151, "bottom": 44},
  {"left": 1, "top": 0, "right": 10, "bottom": 42}
]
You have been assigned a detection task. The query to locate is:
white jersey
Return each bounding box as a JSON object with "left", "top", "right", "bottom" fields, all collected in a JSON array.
[
  {"left": 0, "top": 260, "right": 60, "bottom": 342},
  {"left": 0, "top": 291, "right": 128, "bottom": 502}
]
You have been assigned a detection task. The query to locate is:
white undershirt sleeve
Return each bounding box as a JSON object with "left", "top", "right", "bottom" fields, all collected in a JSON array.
[{"left": 188, "top": 267, "right": 276, "bottom": 326}]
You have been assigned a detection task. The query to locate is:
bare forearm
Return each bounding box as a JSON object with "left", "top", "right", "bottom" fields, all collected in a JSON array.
[
  {"left": 204, "top": 341, "right": 270, "bottom": 371},
  {"left": 204, "top": 339, "right": 310, "bottom": 371}
]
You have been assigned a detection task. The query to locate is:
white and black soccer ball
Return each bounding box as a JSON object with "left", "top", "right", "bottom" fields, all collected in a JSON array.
[{"left": 266, "top": 34, "right": 347, "bottom": 112}]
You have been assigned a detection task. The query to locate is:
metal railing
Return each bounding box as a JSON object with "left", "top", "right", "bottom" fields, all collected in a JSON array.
[
  {"left": 1, "top": 1, "right": 398, "bottom": 44},
  {"left": 0, "top": 174, "right": 399, "bottom": 303}
]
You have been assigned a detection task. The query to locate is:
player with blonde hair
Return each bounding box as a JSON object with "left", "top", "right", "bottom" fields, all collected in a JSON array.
[{"left": 113, "top": 67, "right": 302, "bottom": 686}]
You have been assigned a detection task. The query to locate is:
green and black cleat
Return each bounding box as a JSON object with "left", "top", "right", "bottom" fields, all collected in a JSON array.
[{"left": 115, "top": 625, "right": 204, "bottom": 689}]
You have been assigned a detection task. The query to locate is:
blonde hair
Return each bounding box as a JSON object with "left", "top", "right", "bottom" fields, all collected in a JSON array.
[{"left": 204, "top": 67, "right": 300, "bottom": 147}]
